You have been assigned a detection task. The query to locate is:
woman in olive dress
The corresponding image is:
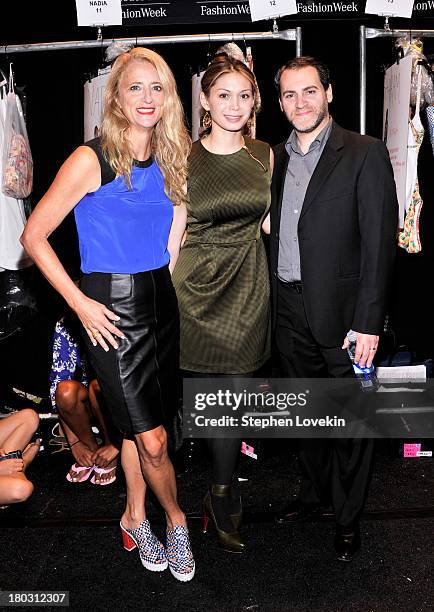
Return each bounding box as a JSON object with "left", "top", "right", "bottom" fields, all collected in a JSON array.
[{"left": 172, "top": 55, "right": 272, "bottom": 553}]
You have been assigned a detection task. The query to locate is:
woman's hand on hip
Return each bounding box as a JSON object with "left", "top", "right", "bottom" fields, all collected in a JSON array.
[{"left": 74, "top": 295, "right": 125, "bottom": 351}]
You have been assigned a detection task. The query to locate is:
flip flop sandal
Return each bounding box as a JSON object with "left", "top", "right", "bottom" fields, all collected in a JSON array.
[
  {"left": 66, "top": 463, "right": 94, "bottom": 483},
  {"left": 90, "top": 465, "right": 117, "bottom": 486}
]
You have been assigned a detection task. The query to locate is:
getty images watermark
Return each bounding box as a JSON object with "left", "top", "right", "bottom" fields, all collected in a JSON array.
[
  {"left": 183, "top": 378, "right": 434, "bottom": 439},
  {"left": 193, "top": 387, "right": 345, "bottom": 429}
]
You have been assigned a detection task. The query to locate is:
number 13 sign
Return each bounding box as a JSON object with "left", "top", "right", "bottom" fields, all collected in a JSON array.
[
  {"left": 248, "top": 0, "right": 298, "bottom": 22},
  {"left": 365, "top": 0, "right": 414, "bottom": 18}
]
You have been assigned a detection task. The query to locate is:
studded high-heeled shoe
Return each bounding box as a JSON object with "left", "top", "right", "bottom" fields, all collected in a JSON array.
[
  {"left": 166, "top": 524, "right": 195, "bottom": 582},
  {"left": 202, "top": 485, "right": 245, "bottom": 553},
  {"left": 120, "top": 519, "right": 168, "bottom": 572}
]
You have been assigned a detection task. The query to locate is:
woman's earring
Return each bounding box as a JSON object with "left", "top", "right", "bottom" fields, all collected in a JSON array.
[
  {"left": 202, "top": 111, "right": 212, "bottom": 130},
  {"left": 246, "top": 118, "right": 252, "bottom": 131}
]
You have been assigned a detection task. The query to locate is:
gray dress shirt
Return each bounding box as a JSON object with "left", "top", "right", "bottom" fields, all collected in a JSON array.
[{"left": 278, "top": 119, "right": 333, "bottom": 282}]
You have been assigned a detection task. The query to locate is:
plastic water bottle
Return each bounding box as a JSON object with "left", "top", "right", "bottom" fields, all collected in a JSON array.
[{"left": 347, "top": 330, "right": 379, "bottom": 392}]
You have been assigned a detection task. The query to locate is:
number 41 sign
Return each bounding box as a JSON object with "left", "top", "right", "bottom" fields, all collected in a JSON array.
[
  {"left": 365, "top": 0, "right": 414, "bottom": 18},
  {"left": 248, "top": 0, "right": 298, "bottom": 22}
]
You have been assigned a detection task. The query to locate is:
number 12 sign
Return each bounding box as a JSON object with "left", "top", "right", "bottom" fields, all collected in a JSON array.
[{"left": 248, "top": 0, "right": 298, "bottom": 22}]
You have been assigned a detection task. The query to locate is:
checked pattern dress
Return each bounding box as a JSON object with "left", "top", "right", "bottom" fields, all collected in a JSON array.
[{"left": 173, "top": 138, "right": 271, "bottom": 374}]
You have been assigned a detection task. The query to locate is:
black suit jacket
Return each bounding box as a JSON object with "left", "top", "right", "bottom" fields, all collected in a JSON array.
[{"left": 270, "top": 121, "right": 398, "bottom": 347}]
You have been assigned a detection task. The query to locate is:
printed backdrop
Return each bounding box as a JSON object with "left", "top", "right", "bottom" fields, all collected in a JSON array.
[{"left": 120, "top": 1, "right": 433, "bottom": 25}]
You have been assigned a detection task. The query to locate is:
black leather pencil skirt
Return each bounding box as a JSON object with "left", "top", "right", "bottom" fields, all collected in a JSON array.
[{"left": 80, "top": 265, "right": 180, "bottom": 436}]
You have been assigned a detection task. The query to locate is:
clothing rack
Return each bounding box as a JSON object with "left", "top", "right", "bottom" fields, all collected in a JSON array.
[
  {"left": 0, "top": 27, "right": 302, "bottom": 56},
  {"left": 359, "top": 26, "right": 434, "bottom": 134}
]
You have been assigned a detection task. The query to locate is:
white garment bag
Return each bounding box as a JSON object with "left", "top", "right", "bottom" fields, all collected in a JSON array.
[{"left": 0, "top": 75, "right": 32, "bottom": 271}]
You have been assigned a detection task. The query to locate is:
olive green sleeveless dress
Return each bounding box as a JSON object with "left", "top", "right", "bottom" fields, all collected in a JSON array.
[{"left": 173, "top": 138, "right": 271, "bottom": 374}]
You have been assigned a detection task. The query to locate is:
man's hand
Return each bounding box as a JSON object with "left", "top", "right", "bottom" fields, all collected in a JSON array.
[{"left": 342, "top": 332, "right": 379, "bottom": 368}]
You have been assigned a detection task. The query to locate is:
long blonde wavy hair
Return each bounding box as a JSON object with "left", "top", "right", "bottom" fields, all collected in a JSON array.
[{"left": 100, "top": 47, "right": 191, "bottom": 205}]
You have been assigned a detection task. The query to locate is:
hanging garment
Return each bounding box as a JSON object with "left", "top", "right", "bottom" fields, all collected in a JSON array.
[
  {"left": 83, "top": 68, "right": 110, "bottom": 141},
  {"left": 245, "top": 46, "right": 256, "bottom": 139},
  {"left": 426, "top": 105, "right": 434, "bottom": 157},
  {"left": 398, "top": 66, "right": 424, "bottom": 254},
  {"left": 0, "top": 77, "right": 32, "bottom": 271},
  {"left": 1, "top": 71, "right": 33, "bottom": 199},
  {"left": 191, "top": 70, "right": 205, "bottom": 143}
]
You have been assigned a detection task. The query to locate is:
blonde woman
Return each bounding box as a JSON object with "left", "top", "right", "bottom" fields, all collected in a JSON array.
[{"left": 21, "top": 47, "right": 194, "bottom": 581}]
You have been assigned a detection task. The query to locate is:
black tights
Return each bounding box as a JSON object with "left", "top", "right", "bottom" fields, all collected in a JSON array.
[
  {"left": 207, "top": 437, "right": 241, "bottom": 485},
  {"left": 182, "top": 370, "right": 253, "bottom": 531},
  {"left": 182, "top": 370, "right": 253, "bottom": 486}
]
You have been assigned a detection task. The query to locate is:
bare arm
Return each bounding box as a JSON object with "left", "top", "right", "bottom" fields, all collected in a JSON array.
[
  {"left": 21, "top": 147, "right": 124, "bottom": 351},
  {"left": 261, "top": 147, "right": 274, "bottom": 235},
  {"left": 167, "top": 202, "right": 187, "bottom": 273}
]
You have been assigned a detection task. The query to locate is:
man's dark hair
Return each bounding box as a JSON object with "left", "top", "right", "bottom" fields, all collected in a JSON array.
[{"left": 274, "top": 56, "right": 331, "bottom": 95}]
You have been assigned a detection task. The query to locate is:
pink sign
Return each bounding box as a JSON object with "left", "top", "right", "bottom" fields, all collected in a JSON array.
[
  {"left": 403, "top": 443, "right": 422, "bottom": 457},
  {"left": 241, "top": 441, "right": 257, "bottom": 459}
]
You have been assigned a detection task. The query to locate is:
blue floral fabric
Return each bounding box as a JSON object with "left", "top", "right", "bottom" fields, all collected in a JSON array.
[{"left": 49, "top": 319, "right": 88, "bottom": 410}]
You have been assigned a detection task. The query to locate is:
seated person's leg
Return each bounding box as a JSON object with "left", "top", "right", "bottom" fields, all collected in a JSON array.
[
  {"left": 56, "top": 379, "right": 119, "bottom": 485},
  {"left": 0, "top": 409, "right": 40, "bottom": 505},
  {"left": 56, "top": 380, "right": 98, "bottom": 452},
  {"left": 0, "top": 473, "right": 34, "bottom": 505},
  {"left": 0, "top": 409, "right": 39, "bottom": 451},
  {"left": 56, "top": 380, "right": 96, "bottom": 482},
  {"left": 87, "top": 380, "right": 120, "bottom": 485}
]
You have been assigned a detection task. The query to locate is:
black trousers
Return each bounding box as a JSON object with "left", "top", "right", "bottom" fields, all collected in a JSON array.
[{"left": 276, "top": 279, "right": 374, "bottom": 529}]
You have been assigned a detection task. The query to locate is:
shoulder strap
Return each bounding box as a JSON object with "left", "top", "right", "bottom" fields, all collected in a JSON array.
[{"left": 82, "top": 137, "right": 116, "bottom": 186}]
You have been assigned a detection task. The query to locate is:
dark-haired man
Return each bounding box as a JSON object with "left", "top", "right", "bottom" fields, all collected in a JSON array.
[{"left": 270, "top": 57, "right": 397, "bottom": 560}]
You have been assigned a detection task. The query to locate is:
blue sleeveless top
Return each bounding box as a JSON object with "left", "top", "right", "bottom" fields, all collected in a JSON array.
[{"left": 74, "top": 138, "right": 173, "bottom": 274}]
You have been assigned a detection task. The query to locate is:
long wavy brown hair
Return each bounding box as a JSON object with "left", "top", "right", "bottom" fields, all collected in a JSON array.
[{"left": 100, "top": 47, "right": 191, "bottom": 205}]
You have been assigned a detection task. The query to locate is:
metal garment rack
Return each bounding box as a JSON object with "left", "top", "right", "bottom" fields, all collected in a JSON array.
[
  {"left": 359, "top": 25, "right": 434, "bottom": 134},
  {"left": 0, "top": 27, "right": 303, "bottom": 55},
  {"left": 0, "top": 26, "right": 301, "bottom": 421}
]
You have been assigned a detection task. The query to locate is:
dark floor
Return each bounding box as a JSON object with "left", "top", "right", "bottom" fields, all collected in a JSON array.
[{"left": 1, "top": 439, "right": 433, "bottom": 612}]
